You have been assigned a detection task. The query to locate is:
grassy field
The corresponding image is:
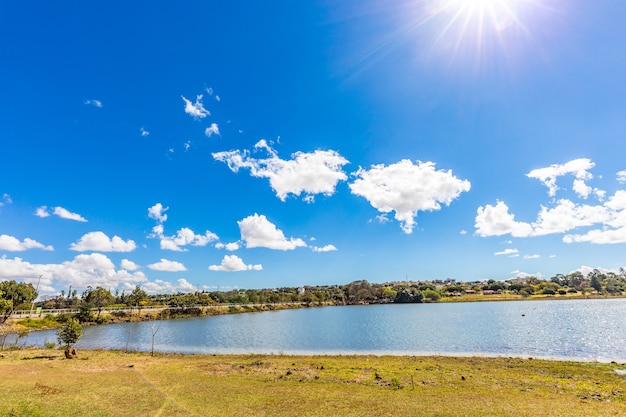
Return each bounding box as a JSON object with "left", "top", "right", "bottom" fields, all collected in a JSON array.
[{"left": 1, "top": 348, "right": 625, "bottom": 416}]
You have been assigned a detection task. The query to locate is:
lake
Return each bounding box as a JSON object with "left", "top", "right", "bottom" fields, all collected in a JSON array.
[{"left": 12, "top": 298, "right": 626, "bottom": 362}]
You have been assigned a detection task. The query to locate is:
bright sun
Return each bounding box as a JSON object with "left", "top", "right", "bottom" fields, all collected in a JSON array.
[{"left": 419, "top": 0, "right": 534, "bottom": 67}]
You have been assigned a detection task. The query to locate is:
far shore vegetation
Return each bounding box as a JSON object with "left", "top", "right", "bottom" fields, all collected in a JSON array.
[{"left": 1, "top": 268, "right": 626, "bottom": 337}]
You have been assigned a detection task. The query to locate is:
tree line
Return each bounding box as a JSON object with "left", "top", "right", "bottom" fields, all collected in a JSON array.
[{"left": 2, "top": 268, "right": 626, "bottom": 323}]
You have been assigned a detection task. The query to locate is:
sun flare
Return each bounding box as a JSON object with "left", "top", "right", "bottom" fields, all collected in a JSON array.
[{"left": 418, "top": 0, "right": 537, "bottom": 68}]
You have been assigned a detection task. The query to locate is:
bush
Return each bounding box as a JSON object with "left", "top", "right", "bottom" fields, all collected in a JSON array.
[{"left": 57, "top": 318, "right": 82, "bottom": 350}]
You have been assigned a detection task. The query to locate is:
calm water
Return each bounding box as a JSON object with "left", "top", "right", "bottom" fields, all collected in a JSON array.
[{"left": 12, "top": 299, "right": 626, "bottom": 361}]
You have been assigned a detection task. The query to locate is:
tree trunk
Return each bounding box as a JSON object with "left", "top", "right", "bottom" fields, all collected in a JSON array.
[{"left": 64, "top": 347, "right": 77, "bottom": 359}]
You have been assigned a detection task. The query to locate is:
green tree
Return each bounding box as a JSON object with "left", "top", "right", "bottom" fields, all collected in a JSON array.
[
  {"left": 589, "top": 270, "right": 603, "bottom": 292},
  {"left": 126, "top": 285, "right": 148, "bottom": 308},
  {"left": 0, "top": 280, "right": 38, "bottom": 323},
  {"left": 85, "top": 286, "right": 115, "bottom": 318},
  {"left": 57, "top": 318, "right": 82, "bottom": 359}
]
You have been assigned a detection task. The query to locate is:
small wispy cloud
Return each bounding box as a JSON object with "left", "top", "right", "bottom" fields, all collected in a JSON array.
[
  {"left": 35, "top": 206, "right": 87, "bottom": 222},
  {"left": 140, "top": 127, "right": 150, "bottom": 137},
  {"left": 311, "top": 244, "right": 337, "bottom": 252},
  {"left": 182, "top": 95, "right": 209, "bottom": 118},
  {"left": 84, "top": 99, "right": 103, "bottom": 108},
  {"left": 53, "top": 207, "right": 88, "bottom": 222},
  {"left": 494, "top": 248, "right": 519, "bottom": 257},
  {"left": 523, "top": 254, "right": 540, "bottom": 259},
  {"left": 0, "top": 193, "right": 12, "bottom": 207}
]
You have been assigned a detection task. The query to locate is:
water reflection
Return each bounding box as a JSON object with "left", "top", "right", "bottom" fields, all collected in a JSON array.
[{"left": 11, "top": 299, "right": 626, "bottom": 362}]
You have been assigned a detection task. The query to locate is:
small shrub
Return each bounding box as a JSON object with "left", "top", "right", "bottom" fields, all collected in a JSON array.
[{"left": 44, "top": 341, "right": 56, "bottom": 349}]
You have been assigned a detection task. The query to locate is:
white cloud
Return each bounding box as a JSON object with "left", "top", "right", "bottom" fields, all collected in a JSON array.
[
  {"left": 215, "top": 242, "right": 240, "bottom": 251},
  {"left": 176, "top": 278, "right": 197, "bottom": 292},
  {"left": 526, "top": 158, "right": 595, "bottom": 197},
  {"left": 0, "top": 194, "right": 12, "bottom": 207},
  {"left": 311, "top": 244, "right": 337, "bottom": 252},
  {"left": 617, "top": 170, "right": 626, "bottom": 184},
  {"left": 140, "top": 127, "right": 150, "bottom": 136},
  {"left": 476, "top": 186, "right": 626, "bottom": 243},
  {"left": 0, "top": 234, "right": 54, "bottom": 251},
  {"left": 510, "top": 270, "right": 543, "bottom": 279},
  {"left": 205, "top": 123, "right": 220, "bottom": 137},
  {"left": 148, "top": 203, "right": 168, "bottom": 223},
  {"left": 349, "top": 160, "right": 471, "bottom": 234},
  {"left": 475, "top": 201, "right": 533, "bottom": 237},
  {"left": 494, "top": 248, "right": 519, "bottom": 257},
  {"left": 0, "top": 254, "right": 146, "bottom": 292},
  {"left": 121, "top": 259, "right": 140, "bottom": 271},
  {"left": 158, "top": 227, "right": 219, "bottom": 251},
  {"left": 524, "top": 254, "right": 540, "bottom": 259},
  {"left": 532, "top": 199, "right": 610, "bottom": 236},
  {"left": 375, "top": 214, "right": 390, "bottom": 224},
  {"left": 209, "top": 255, "right": 263, "bottom": 272},
  {"left": 460, "top": 230, "right": 467, "bottom": 235},
  {"left": 35, "top": 206, "right": 50, "bottom": 218},
  {"left": 182, "top": 95, "right": 209, "bottom": 118},
  {"left": 213, "top": 140, "right": 349, "bottom": 202},
  {"left": 572, "top": 179, "right": 592, "bottom": 199},
  {"left": 147, "top": 258, "right": 187, "bottom": 272},
  {"left": 53, "top": 206, "right": 88, "bottom": 222},
  {"left": 70, "top": 231, "right": 136, "bottom": 252},
  {"left": 563, "top": 227, "right": 626, "bottom": 244},
  {"left": 238, "top": 214, "right": 306, "bottom": 250},
  {"left": 84, "top": 99, "right": 102, "bottom": 108}
]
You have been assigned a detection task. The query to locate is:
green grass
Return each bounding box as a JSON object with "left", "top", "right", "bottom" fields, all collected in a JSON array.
[{"left": 1, "top": 348, "right": 626, "bottom": 416}]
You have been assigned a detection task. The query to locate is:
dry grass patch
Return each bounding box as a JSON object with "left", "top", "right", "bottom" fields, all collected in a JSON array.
[{"left": 1, "top": 349, "right": 626, "bottom": 416}]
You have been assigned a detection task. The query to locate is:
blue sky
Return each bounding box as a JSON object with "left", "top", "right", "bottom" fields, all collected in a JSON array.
[{"left": 2, "top": 0, "right": 626, "bottom": 295}]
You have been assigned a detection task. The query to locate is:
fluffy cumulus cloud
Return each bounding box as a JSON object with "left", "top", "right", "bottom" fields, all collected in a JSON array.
[
  {"left": 0, "top": 254, "right": 147, "bottom": 291},
  {"left": 0, "top": 234, "right": 53, "bottom": 251},
  {"left": 35, "top": 206, "right": 50, "bottom": 217},
  {"left": 213, "top": 140, "right": 349, "bottom": 202},
  {"left": 158, "top": 227, "right": 219, "bottom": 251},
  {"left": 238, "top": 213, "right": 306, "bottom": 250},
  {"left": 475, "top": 202, "right": 534, "bottom": 237},
  {"left": 148, "top": 203, "right": 168, "bottom": 223},
  {"left": 120, "top": 259, "right": 140, "bottom": 271},
  {"left": 70, "top": 231, "right": 136, "bottom": 252},
  {"left": 617, "top": 170, "right": 626, "bottom": 184},
  {"left": 147, "top": 203, "right": 219, "bottom": 251},
  {"left": 182, "top": 95, "right": 209, "bottom": 118},
  {"left": 205, "top": 123, "right": 220, "bottom": 137},
  {"left": 349, "top": 160, "right": 471, "bottom": 234},
  {"left": 138, "top": 278, "right": 198, "bottom": 294},
  {"left": 209, "top": 255, "right": 263, "bottom": 272},
  {"left": 476, "top": 160, "right": 626, "bottom": 244},
  {"left": 215, "top": 242, "right": 240, "bottom": 251},
  {"left": 147, "top": 258, "right": 187, "bottom": 272}
]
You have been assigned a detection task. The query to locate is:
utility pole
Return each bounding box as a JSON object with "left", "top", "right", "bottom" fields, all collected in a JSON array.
[{"left": 29, "top": 275, "right": 43, "bottom": 318}]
